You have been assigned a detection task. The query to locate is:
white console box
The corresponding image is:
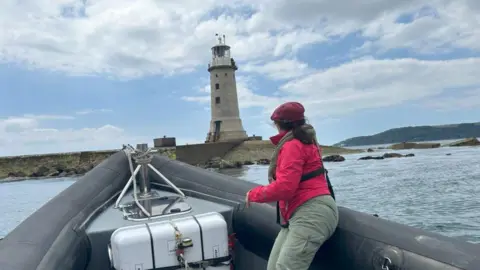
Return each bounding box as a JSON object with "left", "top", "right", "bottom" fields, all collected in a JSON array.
[{"left": 110, "top": 212, "right": 229, "bottom": 270}]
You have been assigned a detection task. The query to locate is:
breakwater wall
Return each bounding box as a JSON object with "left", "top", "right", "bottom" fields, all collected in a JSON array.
[
  {"left": 0, "top": 148, "right": 176, "bottom": 180},
  {"left": 0, "top": 150, "right": 117, "bottom": 179},
  {"left": 0, "top": 141, "right": 360, "bottom": 180},
  {"left": 175, "top": 141, "right": 244, "bottom": 165},
  {"left": 176, "top": 140, "right": 363, "bottom": 165}
]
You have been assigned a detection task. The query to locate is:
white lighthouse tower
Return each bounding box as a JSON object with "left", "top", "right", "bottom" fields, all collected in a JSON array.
[{"left": 205, "top": 34, "right": 248, "bottom": 143}]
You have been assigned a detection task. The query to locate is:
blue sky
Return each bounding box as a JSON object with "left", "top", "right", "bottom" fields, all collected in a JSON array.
[{"left": 0, "top": 0, "right": 479, "bottom": 156}]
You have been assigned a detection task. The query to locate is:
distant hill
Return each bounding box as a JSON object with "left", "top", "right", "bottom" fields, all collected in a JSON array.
[{"left": 334, "top": 122, "right": 480, "bottom": 147}]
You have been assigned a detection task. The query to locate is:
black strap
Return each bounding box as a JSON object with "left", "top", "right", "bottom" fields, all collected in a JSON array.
[
  {"left": 276, "top": 167, "right": 336, "bottom": 228},
  {"left": 192, "top": 216, "right": 206, "bottom": 270},
  {"left": 145, "top": 223, "right": 156, "bottom": 269},
  {"left": 300, "top": 167, "right": 325, "bottom": 181},
  {"left": 325, "top": 171, "right": 336, "bottom": 200}
]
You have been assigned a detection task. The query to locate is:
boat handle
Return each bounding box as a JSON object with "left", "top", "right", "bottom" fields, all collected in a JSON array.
[{"left": 381, "top": 256, "right": 392, "bottom": 270}]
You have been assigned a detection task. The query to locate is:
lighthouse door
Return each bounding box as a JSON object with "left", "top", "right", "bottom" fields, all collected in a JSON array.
[{"left": 214, "top": 121, "right": 222, "bottom": 142}]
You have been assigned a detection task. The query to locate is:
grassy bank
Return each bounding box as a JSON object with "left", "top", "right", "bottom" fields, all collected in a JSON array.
[{"left": 223, "top": 140, "right": 363, "bottom": 163}]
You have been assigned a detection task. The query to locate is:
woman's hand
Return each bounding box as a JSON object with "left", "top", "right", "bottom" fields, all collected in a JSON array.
[{"left": 245, "top": 191, "right": 250, "bottom": 208}]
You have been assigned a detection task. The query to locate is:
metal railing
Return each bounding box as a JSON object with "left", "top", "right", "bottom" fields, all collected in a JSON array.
[{"left": 114, "top": 144, "right": 185, "bottom": 217}]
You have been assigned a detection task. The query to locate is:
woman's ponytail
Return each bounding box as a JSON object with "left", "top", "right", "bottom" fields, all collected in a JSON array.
[
  {"left": 277, "top": 119, "right": 314, "bottom": 145},
  {"left": 292, "top": 121, "right": 314, "bottom": 144}
]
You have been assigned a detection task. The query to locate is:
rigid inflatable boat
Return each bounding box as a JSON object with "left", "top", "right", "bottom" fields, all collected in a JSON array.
[{"left": 0, "top": 145, "right": 478, "bottom": 270}]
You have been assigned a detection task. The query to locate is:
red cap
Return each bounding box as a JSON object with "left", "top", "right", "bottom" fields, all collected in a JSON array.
[{"left": 270, "top": 102, "right": 305, "bottom": 122}]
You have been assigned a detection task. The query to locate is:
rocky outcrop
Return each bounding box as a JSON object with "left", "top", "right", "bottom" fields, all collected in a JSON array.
[
  {"left": 322, "top": 155, "right": 345, "bottom": 162},
  {"left": 256, "top": 159, "right": 270, "bottom": 165},
  {"left": 359, "top": 153, "right": 415, "bottom": 160},
  {"left": 203, "top": 157, "right": 242, "bottom": 169},
  {"left": 390, "top": 142, "right": 440, "bottom": 150},
  {"left": 448, "top": 137, "right": 480, "bottom": 147},
  {"left": 359, "top": 156, "right": 385, "bottom": 160},
  {"left": 366, "top": 148, "right": 374, "bottom": 152}
]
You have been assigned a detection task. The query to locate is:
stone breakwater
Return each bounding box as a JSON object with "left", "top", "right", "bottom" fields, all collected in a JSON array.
[
  {"left": 0, "top": 142, "right": 361, "bottom": 181},
  {"left": 222, "top": 140, "right": 362, "bottom": 163},
  {"left": 0, "top": 148, "right": 176, "bottom": 182},
  {"left": 200, "top": 140, "right": 363, "bottom": 169},
  {"left": 0, "top": 150, "right": 117, "bottom": 181}
]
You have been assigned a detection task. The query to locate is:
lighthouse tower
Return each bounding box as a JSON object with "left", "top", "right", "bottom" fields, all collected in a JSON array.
[{"left": 205, "top": 34, "right": 248, "bottom": 143}]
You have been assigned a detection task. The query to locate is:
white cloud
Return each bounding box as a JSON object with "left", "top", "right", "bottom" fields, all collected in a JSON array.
[
  {"left": 0, "top": 114, "right": 126, "bottom": 155},
  {"left": 243, "top": 59, "right": 312, "bottom": 80},
  {"left": 1, "top": 0, "right": 476, "bottom": 79},
  {"left": 0, "top": 114, "right": 74, "bottom": 133},
  {"left": 75, "top": 108, "right": 113, "bottom": 115},
  {"left": 423, "top": 89, "right": 480, "bottom": 111},
  {"left": 1, "top": 0, "right": 480, "bottom": 153},
  {"left": 278, "top": 57, "right": 480, "bottom": 117},
  {"left": 182, "top": 75, "right": 280, "bottom": 110},
  {"left": 358, "top": 2, "right": 480, "bottom": 54},
  {"left": 184, "top": 58, "right": 480, "bottom": 119},
  {"left": 0, "top": 113, "right": 205, "bottom": 156}
]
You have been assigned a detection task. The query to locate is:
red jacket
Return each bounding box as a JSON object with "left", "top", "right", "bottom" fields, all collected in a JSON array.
[{"left": 247, "top": 131, "right": 331, "bottom": 224}]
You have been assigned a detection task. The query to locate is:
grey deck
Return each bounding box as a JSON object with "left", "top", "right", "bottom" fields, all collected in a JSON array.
[{"left": 85, "top": 188, "right": 234, "bottom": 270}]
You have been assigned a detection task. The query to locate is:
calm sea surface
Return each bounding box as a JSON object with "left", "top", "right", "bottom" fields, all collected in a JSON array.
[{"left": 1, "top": 146, "right": 479, "bottom": 243}]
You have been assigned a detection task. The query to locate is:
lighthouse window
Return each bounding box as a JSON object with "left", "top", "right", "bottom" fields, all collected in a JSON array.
[
  {"left": 215, "top": 83, "right": 220, "bottom": 90},
  {"left": 225, "top": 73, "right": 227, "bottom": 77},
  {"left": 215, "top": 97, "right": 220, "bottom": 104},
  {"left": 215, "top": 74, "right": 218, "bottom": 77}
]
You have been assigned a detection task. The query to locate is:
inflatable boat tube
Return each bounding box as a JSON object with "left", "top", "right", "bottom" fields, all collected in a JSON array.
[
  {"left": 150, "top": 155, "right": 480, "bottom": 270},
  {"left": 1, "top": 152, "right": 479, "bottom": 270},
  {"left": 0, "top": 151, "right": 131, "bottom": 270}
]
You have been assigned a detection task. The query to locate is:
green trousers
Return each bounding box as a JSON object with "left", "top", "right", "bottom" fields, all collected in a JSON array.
[{"left": 267, "top": 195, "right": 339, "bottom": 270}]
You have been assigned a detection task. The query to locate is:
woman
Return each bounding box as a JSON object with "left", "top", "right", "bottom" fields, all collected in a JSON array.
[{"left": 246, "top": 101, "right": 338, "bottom": 270}]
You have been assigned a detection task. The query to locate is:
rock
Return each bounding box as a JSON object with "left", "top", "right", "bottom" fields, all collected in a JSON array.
[
  {"left": 390, "top": 142, "right": 440, "bottom": 150},
  {"left": 7, "top": 171, "right": 26, "bottom": 178},
  {"left": 205, "top": 157, "right": 242, "bottom": 169},
  {"left": 243, "top": 160, "right": 254, "bottom": 165},
  {"left": 366, "top": 148, "right": 374, "bottom": 152},
  {"left": 53, "top": 163, "right": 67, "bottom": 172},
  {"left": 358, "top": 156, "right": 385, "bottom": 160},
  {"left": 47, "top": 170, "right": 61, "bottom": 177},
  {"left": 256, "top": 159, "right": 270, "bottom": 165},
  {"left": 359, "top": 153, "right": 415, "bottom": 160},
  {"left": 382, "top": 153, "right": 403, "bottom": 158},
  {"left": 75, "top": 166, "right": 88, "bottom": 175},
  {"left": 30, "top": 165, "right": 51, "bottom": 177},
  {"left": 322, "top": 155, "right": 345, "bottom": 162},
  {"left": 448, "top": 137, "right": 480, "bottom": 147},
  {"left": 446, "top": 153, "right": 452, "bottom": 156}
]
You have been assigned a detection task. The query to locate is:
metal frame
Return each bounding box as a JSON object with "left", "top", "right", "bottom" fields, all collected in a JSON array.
[{"left": 114, "top": 144, "right": 186, "bottom": 218}]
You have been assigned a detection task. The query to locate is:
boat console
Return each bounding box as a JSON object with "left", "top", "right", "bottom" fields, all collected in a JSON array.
[{"left": 84, "top": 145, "right": 235, "bottom": 270}]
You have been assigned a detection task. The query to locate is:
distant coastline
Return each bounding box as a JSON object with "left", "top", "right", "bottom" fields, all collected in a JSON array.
[{"left": 335, "top": 122, "right": 480, "bottom": 147}]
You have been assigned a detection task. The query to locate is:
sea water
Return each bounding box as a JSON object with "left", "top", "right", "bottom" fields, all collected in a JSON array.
[{"left": 0, "top": 146, "right": 479, "bottom": 243}]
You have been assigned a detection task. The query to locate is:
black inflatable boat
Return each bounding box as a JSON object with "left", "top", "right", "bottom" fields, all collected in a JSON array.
[{"left": 0, "top": 146, "right": 478, "bottom": 270}]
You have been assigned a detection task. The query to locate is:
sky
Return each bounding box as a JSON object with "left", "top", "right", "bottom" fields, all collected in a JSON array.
[{"left": 0, "top": 0, "right": 479, "bottom": 156}]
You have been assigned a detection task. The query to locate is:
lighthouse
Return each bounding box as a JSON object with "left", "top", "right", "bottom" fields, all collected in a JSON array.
[{"left": 205, "top": 34, "right": 248, "bottom": 143}]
